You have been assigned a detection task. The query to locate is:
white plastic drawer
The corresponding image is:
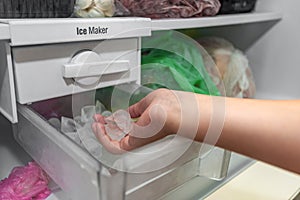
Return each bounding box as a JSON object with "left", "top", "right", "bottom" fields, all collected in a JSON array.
[
  {"left": 12, "top": 38, "right": 141, "bottom": 105},
  {"left": 0, "top": 24, "right": 10, "bottom": 40},
  {"left": 13, "top": 102, "right": 230, "bottom": 200}
]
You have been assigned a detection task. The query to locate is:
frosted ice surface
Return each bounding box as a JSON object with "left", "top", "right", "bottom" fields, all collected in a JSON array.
[
  {"left": 101, "top": 110, "right": 112, "bottom": 117},
  {"left": 60, "top": 117, "right": 82, "bottom": 146},
  {"left": 66, "top": 131, "right": 82, "bottom": 146},
  {"left": 95, "top": 100, "right": 106, "bottom": 114},
  {"left": 104, "top": 110, "right": 133, "bottom": 141},
  {"left": 61, "top": 117, "right": 76, "bottom": 133},
  {"left": 78, "top": 123, "right": 103, "bottom": 159},
  {"left": 113, "top": 110, "right": 133, "bottom": 134},
  {"left": 48, "top": 118, "right": 61, "bottom": 129},
  {"left": 105, "top": 123, "right": 126, "bottom": 141},
  {"left": 74, "top": 116, "right": 84, "bottom": 127},
  {"left": 81, "top": 105, "right": 96, "bottom": 123}
]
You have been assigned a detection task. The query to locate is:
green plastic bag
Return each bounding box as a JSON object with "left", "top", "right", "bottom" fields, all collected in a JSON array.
[
  {"left": 141, "top": 31, "right": 220, "bottom": 96},
  {"left": 95, "top": 31, "right": 221, "bottom": 111}
]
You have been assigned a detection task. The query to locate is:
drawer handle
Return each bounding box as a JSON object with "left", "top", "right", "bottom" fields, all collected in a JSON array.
[
  {"left": 62, "top": 60, "right": 130, "bottom": 78},
  {"left": 62, "top": 50, "right": 130, "bottom": 78}
]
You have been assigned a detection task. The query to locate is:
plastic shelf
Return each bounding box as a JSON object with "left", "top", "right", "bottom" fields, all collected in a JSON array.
[{"left": 151, "top": 11, "right": 283, "bottom": 31}]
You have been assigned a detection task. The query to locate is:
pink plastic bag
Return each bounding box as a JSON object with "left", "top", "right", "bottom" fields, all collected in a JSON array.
[
  {"left": 115, "top": 0, "right": 221, "bottom": 18},
  {"left": 0, "top": 162, "right": 51, "bottom": 200}
]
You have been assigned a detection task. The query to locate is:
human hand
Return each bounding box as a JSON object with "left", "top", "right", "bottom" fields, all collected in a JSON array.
[{"left": 92, "top": 89, "right": 188, "bottom": 154}]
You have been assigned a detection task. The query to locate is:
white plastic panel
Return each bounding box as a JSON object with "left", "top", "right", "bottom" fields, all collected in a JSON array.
[
  {"left": 151, "top": 12, "right": 282, "bottom": 31},
  {"left": 12, "top": 38, "right": 141, "bottom": 104},
  {"left": 247, "top": 0, "right": 300, "bottom": 99},
  {"left": 0, "top": 24, "right": 10, "bottom": 40},
  {"left": 0, "top": 41, "right": 18, "bottom": 123},
  {"left": 2, "top": 18, "right": 151, "bottom": 46}
]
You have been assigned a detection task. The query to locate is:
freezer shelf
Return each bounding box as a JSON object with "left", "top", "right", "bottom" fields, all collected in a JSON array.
[
  {"left": 13, "top": 96, "right": 230, "bottom": 200},
  {"left": 0, "top": 18, "right": 151, "bottom": 46},
  {"left": 151, "top": 11, "right": 282, "bottom": 30}
]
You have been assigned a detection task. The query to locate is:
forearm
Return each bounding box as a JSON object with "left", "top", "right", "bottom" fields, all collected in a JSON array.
[{"left": 194, "top": 95, "right": 300, "bottom": 174}]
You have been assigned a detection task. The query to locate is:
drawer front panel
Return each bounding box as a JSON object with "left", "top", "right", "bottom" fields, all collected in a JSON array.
[
  {"left": 14, "top": 104, "right": 102, "bottom": 200},
  {"left": 12, "top": 38, "right": 140, "bottom": 104},
  {"left": 0, "top": 41, "right": 18, "bottom": 123}
]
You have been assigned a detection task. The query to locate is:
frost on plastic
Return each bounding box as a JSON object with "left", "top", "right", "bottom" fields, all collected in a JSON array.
[
  {"left": 0, "top": 162, "right": 51, "bottom": 200},
  {"left": 114, "top": 0, "right": 221, "bottom": 18},
  {"left": 73, "top": 0, "right": 221, "bottom": 18},
  {"left": 74, "top": 0, "right": 115, "bottom": 17},
  {"left": 198, "top": 37, "right": 256, "bottom": 98}
]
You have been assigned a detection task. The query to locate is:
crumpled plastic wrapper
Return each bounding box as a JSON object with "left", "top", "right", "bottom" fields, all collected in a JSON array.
[
  {"left": 74, "top": 0, "right": 115, "bottom": 17},
  {"left": 30, "top": 95, "right": 73, "bottom": 120},
  {"left": 114, "top": 0, "right": 221, "bottom": 18},
  {"left": 0, "top": 162, "right": 51, "bottom": 200},
  {"left": 198, "top": 37, "right": 256, "bottom": 98}
]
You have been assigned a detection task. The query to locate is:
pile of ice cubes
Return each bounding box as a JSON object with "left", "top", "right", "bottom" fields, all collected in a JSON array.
[{"left": 48, "top": 100, "right": 133, "bottom": 160}]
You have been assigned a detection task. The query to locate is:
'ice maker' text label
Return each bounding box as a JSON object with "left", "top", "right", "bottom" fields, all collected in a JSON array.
[{"left": 76, "top": 27, "right": 109, "bottom": 35}]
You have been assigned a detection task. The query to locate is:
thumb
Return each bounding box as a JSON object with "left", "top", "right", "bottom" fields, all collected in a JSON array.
[
  {"left": 128, "top": 97, "right": 150, "bottom": 118},
  {"left": 130, "top": 104, "right": 167, "bottom": 139}
]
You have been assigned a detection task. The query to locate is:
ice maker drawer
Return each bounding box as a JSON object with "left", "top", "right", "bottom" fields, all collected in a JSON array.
[
  {"left": 13, "top": 103, "right": 230, "bottom": 200},
  {"left": 12, "top": 38, "right": 140, "bottom": 104}
]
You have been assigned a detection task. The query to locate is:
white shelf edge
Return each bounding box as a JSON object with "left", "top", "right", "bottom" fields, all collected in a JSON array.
[
  {"left": 2, "top": 17, "right": 152, "bottom": 46},
  {"left": 151, "top": 11, "right": 283, "bottom": 31},
  {"left": 0, "top": 24, "right": 10, "bottom": 40},
  {"left": 0, "top": 12, "right": 283, "bottom": 44}
]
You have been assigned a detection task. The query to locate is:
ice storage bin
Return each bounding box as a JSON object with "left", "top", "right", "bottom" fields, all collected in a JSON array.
[{"left": 13, "top": 89, "right": 231, "bottom": 200}]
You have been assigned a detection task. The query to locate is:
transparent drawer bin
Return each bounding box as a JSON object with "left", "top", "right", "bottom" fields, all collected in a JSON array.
[{"left": 13, "top": 91, "right": 231, "bottom": 200}]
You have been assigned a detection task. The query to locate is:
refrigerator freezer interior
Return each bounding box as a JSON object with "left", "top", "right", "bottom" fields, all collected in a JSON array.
[{"left": 1, "top": 0, "right": 300, "bottom": 199}]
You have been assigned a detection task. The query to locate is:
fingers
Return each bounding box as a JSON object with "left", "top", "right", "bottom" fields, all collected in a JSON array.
[
  {"left": 92, "top": 120, "right": 158, "bottom": 154},
  {"left": 92, "top": 122, "right": 126, "bottom": 154},
  {"left": 92, "top": 89, "right": 171, "bottom": 154},
  {"left": 128, "top": 96, "right": 151, "bottom": 118},
  {"left": 130, "top": 104, "right": 166, "bottom": 139},
  {"left": 94, "top": 114, "right": 106, "bottom": 124},
  {"left": 128, "top": 89, "right": 165, "bottom": 118},
  {"left": 92, "top": 121, "right": 145, "bottom": 154}
]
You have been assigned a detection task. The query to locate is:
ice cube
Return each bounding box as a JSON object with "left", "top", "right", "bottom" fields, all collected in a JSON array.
[
  {"left": 105, "top": 124, "right": 126, "bottom": 141},
  {"left": 65, "top": 131, "right": 83, "bottom": 146},
  {"left": 61, "top": 117, "right": 77, "bottom": 133},
  {"left": 102, "top": 110, "right": 112, "bottom": 117},
  {"left": 59, "top": 117, "right": 83, "bottom": 146},
  {"left": 77, "top": 123, "right": 103, "bottom": 159},
  {"left": 112, "top": 110, "right": 133, "bottom": 134},
  {"left": 95, "top": 100, "right": 106, "bottom": 114},
  {"left": 103, "top": 110, "right": 132, "bottom": 141},
  {"left": 81, "top": 105, "right": 96, "bottom": 123},
  {"left": 48, "top": 118, "right": 61, "bottom": 129}
]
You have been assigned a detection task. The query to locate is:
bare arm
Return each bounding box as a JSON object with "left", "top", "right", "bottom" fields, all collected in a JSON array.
[
  {"left": 93, "top": 89, "right": 300, "bottom": 174},
  {"left": 207, "top": 96, "right": 300, "bottom": 174}
]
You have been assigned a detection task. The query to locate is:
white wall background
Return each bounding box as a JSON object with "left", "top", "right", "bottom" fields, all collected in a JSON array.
[{"left": 248, "top": 0, "right": 300, "bottom": 99}]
